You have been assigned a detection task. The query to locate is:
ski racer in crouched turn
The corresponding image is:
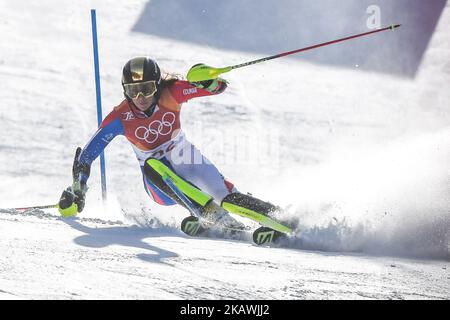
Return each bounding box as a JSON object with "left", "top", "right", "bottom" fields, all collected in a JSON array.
[{"left": 58, "top": 57, "right": 292, "bottom": 244}]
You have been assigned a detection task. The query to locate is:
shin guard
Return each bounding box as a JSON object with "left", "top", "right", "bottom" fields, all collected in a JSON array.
[{"left": 144, "top": 158, "right": 212, "bottom": 208}]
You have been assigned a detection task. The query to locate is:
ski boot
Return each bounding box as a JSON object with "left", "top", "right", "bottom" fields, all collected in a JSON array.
[
  {"left": 181, "top": 201, "right": 247, "bottom": 239},
  {"left": 201, "top": 201, "right": 246, "bottom": 230}
]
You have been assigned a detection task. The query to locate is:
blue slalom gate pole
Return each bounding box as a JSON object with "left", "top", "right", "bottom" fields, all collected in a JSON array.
[{"left": 91, "top": 9, "right": 107, "bottom": 202}]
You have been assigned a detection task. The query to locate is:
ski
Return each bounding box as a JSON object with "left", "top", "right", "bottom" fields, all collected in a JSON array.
[
  {"left": 180, "top": 215, "right": 291, "bottom": 246},
  {"left": 181, "top": 215, "right": 252, "bottom": 242}
]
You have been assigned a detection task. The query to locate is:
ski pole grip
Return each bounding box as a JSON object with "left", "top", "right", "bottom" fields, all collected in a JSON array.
[{"left": 187, "top": 64, "right": 232, "bottom": 82}]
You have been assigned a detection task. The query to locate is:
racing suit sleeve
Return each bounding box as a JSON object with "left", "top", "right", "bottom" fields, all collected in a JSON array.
[
  {"left": 77, "top": 110, "right": 124, "bottom": 184},
  {"left": 168, "top": 79, "right": 228, "bottom": 105}
]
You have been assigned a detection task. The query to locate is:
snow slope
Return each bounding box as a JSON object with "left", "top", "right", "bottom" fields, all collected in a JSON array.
[{"left": 0, "top": 0, "right": 449, "bottom": 299}]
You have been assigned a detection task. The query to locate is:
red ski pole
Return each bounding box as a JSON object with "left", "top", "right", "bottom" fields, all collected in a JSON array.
[
  {"left": 187, "top": 24, "right": 401, "bottom": 82},
  {"left": 231, "top": 24, "right": 401, "bottom": 70},
  {"left": 1, "top": 204, "right": 58, "bottom": 213}
]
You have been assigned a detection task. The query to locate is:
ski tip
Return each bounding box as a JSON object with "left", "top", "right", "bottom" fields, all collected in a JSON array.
[{"left": 391, "top": 24, "right": 401, "bottom": 30}]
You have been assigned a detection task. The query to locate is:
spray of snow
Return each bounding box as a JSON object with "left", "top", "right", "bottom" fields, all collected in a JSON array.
[{"left": 273, "top": 128, "right": 450, "bottom": 259}]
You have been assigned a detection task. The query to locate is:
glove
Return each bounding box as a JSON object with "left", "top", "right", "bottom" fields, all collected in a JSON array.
[
  {"left": 193, "top": 78, "right": 228, "bottom": 93},
  {"left": 58, "top": 147, "right": 89, "bottom": 217}
]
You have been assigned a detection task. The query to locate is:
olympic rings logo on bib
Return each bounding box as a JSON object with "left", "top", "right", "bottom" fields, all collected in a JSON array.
[{"left": 135, "top": 112, "right": 176, "bottom": 144}]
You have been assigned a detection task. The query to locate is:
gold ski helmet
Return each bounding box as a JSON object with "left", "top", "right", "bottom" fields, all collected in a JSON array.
[{"left": 122, "top": 57, "right": 162, "bottom": 101}]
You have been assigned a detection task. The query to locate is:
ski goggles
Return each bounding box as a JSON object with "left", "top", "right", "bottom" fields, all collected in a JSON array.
[{"left": 123, "top": 80, "right": 157, "bottom": 99}]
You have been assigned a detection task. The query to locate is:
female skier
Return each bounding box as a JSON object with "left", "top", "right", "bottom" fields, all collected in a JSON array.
[{"left": 58, "top": 57, "right": 291, "bottom": 241}]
